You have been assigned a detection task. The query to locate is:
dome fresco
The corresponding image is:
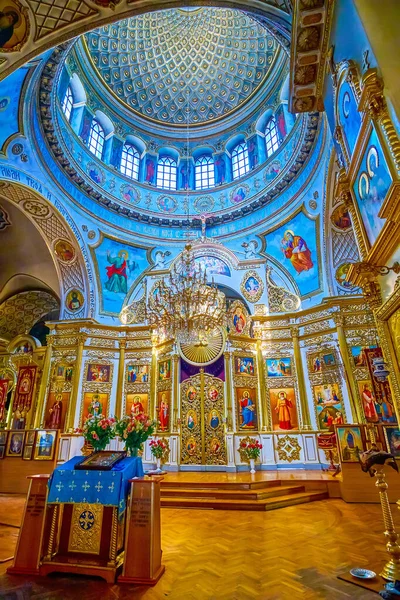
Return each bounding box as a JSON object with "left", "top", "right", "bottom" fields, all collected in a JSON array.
[{"left": 84, "top": 8, "right": 279, "bottom": 126}]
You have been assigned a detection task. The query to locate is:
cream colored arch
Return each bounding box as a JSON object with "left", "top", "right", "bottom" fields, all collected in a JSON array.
[{"left": 0, "top": 181, "right": 92, "bottom": 319}]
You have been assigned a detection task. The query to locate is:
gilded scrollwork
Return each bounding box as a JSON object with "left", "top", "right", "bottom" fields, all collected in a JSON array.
[
  {"left": 275, "top": 435, "right": 302, "bottom": 463},
  {"left": 233, "top": 375, "right": 258, "bottom": 389}
]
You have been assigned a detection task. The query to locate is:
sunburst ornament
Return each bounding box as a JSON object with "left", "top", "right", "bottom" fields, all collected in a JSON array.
[{"left": 178, "top": 327, "right": 226, "bottom": 366}]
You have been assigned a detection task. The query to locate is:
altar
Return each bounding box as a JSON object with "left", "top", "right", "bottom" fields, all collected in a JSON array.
[{"left": 41, "top": 455, "right": 143, "bottom": 582}]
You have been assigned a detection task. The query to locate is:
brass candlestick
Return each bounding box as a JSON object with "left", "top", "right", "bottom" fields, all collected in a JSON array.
[{"left": 375, "top": 468, "right": 400, "bottom": 581}]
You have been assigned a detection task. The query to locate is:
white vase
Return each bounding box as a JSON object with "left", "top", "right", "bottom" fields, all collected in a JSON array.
[
  {"left": 249, "top": 458, "right": 256, "bottom": 474},
  {"left": 156, "top": 457, "right": 162, "bottom": 472}
]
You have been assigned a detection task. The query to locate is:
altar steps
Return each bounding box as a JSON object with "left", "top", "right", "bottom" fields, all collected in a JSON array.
[{"left": 160, "top": 480, "right": 328, "bottom": 511}]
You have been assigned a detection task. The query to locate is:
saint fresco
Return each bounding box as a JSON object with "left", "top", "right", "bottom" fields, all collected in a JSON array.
[
  {"left": 269, "top": 388, "right": 298, "bottom": 431},
  {"left": 265, "top": 211, "right": 320, "bottom": 297},
  {"left": 353, "top": 126, "right": 392, "bottom": 246},
  {"left": 338, "top": 81, "right": 361, "bottom": 157},
  {"left": 92, "top": 236, "right": 150, "bottom": 315}
]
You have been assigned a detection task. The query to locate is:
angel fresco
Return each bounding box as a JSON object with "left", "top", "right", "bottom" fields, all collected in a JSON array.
[
  {"left": 280, "top": 230, "right": 313, "bottom": 274},
  {"left": 105, "top": 249, "right": 136, "bottom": 294}
]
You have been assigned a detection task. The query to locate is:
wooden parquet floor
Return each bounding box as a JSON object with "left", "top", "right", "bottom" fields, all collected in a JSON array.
[{"left": 0, "top": 492, "right": 388, "bottom": 599}]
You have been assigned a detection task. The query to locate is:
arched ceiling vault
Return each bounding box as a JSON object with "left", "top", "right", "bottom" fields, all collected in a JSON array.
[{"left": 0, "top": 0, "right": 292, "bottom": 81}]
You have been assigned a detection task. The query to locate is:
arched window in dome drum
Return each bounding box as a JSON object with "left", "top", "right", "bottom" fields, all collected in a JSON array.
[
  {"left": 157, "top": 156, "right": 177, "bottom": 190},
  {"left": 62, "top": 86, "right": 73, "bottom": 122},
  {"left": 232, "top": 142, "right": 250, "bottom": 180},
  {"left": 88, "top": 120, "right": 105, "bottom": 159},
  {"left": 195, "top": 155, "right": 215, "bottom": 190},
  {"left": 265, "top": 117, "right": 280, "bottom": 158},
  {"left": 120, "top": 143, "right": 140, "bottom": 180}
]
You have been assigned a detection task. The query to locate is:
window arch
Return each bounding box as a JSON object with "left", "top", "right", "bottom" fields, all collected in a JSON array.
[
  {"left": 231, "top": 142, "right": 250, "bottom": 180},
  {"left": 62, "top": 86, "right": 73, "bottom": 122},
  {"left": 157, "top": 156, "right": 177, "bottom": 190},
  {"left": 88, "top": 120, "right": 105, "bottom": 159},
  {"left": 195, "top": 155, "right": 215, "bottom": 190},
  {"left": 265, "top": 117, "right": 280, "bottom": 158},
  {"left": 120, "top": 143, "right": 140, "bottom": 180}
]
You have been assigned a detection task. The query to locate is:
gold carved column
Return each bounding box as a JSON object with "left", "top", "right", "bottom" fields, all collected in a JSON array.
[
  {"left": 172, "top": 354, "right": 179, "bottom": 432},
  {"left": 34, "top": 337, "right": 53, "bottom": 428},
  {"left": 66, "top": 333, "right": 86, "bottom": 431},
  {"left": 115, "top": 339, "right": 126, "bottom": 420},
  {"left": 256, "top": 340, "right": 268, "bottom": 430},
  {"left": 290, "top": 326, "right": 312, "bottom": 430},
  {"left": 334, "top": 313, "right": 364, "bottom": 423},
  {"left": 223, "top": 350, "right": 233, "bottom": 432},
  {"left": 149, "top": 339, "right": 157, "bottom": 420}
]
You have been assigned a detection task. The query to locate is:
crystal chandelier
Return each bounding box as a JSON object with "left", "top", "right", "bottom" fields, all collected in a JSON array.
[{"left": 146, "top": 244, "right": 226, "bottom": 344}]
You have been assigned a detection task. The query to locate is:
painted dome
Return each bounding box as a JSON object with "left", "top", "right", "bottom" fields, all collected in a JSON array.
[{"left": 84, "top": 8, "right": 279, "bottom": 126}]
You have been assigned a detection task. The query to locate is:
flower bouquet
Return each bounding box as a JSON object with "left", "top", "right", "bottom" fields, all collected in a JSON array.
[
  {"left": 238, "top": 436, "right": 263, "bottom": 474},
  {"left": 115, "top": 412, "right": 157, "bottom": 456},
  {"left": 76, "top": 414, "right": 116, "bottom": 453},
  {"left": 149, "top": 438, "right": 170, "bottom": 472}
]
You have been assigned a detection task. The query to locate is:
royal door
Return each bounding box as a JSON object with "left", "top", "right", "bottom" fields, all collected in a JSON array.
[{"left": 180, "top": 371, "right": 226, "bottom": 466}]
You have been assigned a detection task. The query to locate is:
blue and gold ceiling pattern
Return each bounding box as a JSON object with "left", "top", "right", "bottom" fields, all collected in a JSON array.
[{"left": 85, "top": 8, "right": 278, "bottom": 126}]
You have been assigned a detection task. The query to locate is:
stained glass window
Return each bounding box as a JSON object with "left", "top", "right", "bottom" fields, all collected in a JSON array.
[
  {"left": 120, "top": 143, "right": 140, "bottom": 180},
  {"left": 88, "top": 120, "right": 105, "bottom": 159},
  {"left": 62, "top": 86, "right": 73, "bottom": 122},
  {"left": 157, "top": 156, "right": 177, "bottom": 190},
  {"left": 195, "top": 155, "right": 215, "bottom": 190},
  {"left": 265, "top": 117, "right": 280, "bottom": 158},
  {"left": 232, "top": 142, "right": 250, "bottom": 180}
]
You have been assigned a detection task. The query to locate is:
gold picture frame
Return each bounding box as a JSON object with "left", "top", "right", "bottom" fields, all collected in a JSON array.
[
  {"left": 33, "top": 430, "right": 57, "bottom": 461},
  {"left": 5, "top": 431, "right": 25, "bottom": 457}
]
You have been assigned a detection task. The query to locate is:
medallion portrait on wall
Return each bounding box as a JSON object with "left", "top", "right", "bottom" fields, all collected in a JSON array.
[
  {"left": 330, "top": 204, "right": 351, "bottom": 231},
  {"left": 87, "top": 162, "right": 106, "bottom": 186},
  {"left": 120, "top": 184, "right": 141, "bottom": 205},
  {"left": 352, "top": 126, "right": 393, "bottom": 246},
  {"left": 266, "top": 357, "right": 292, "bottom": 377},
  {"left": 86, "top": 363, "right": 111, "bottom": 383},
  {"left": 335, "top": 262, "right": 356, "bottom": 290},
  {"left": 208, "top": 385, "right": 219, "bottom": 401},
  {"left": 127, "top": 393, "right": 148, "bottom": 417},
  {"left": 336, "top": 425, "right": 364, "bottom": 463},
  {"left": 230, "top": 184, "right": 249, "bottom": 205},
  {"left": 157, "top": 195, "right": 177, "bottom": 213},
  {"left": 81, "top": 393, "right": 108, "bottom": 423},
  {"left": 236, "top": 388, "right": 257, "bottom": 430},
  {"left": 157, "top": 390, "right": 170, "bottom": 432},
  {"left": 126, "top": 364, "right": 149, "bottom": 383},
  {"left": 209, "top": 437, "right": 221, "bottom": 455},
  {"left": 0, "top": 0, "right": 29, "bottom": 52},
  {"left": 187, "top": 436, "right": 197, "bottom": 456},
  {"left": 158, "top": 359, "right": 171, "bottom": 381},
  {"left": 240, "top": 270, "right": 264, "bottom": 303},
  {"left": 186, "top": 409, "right": 197, "bottom": 431},
  {"left": 313, "top": 384, "right": 345, "bottom": 431},
  {"left": 269, "top": 388, "right": 298, "bottom": 431},
  {"left": 65, "top": 288, "right": 84, "bottom": 313},
  {"left": 186, "top": 385, "right": 197, "bottom": 402},
  {"left": 0, "top": 97, "right": 9, "bottom": 111},
  {"left": 209, "top": 409, "right": 220, "bottom": 429},
  {"left": 194, "top": 195, "right": 215, "bottom": 214},
  {"left": 234, "top": 356, "right": 255, "bottom": 377},
  {"left": 264, "top": 160, "right": 281, "bottom": 183},
  {"left": 54, "top": 239, "right": 75, "bottom": 263}
]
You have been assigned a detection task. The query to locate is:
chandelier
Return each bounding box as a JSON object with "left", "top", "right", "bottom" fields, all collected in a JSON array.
[{"left": 146, "top": 244, "right": 226, "bottom": 344}]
